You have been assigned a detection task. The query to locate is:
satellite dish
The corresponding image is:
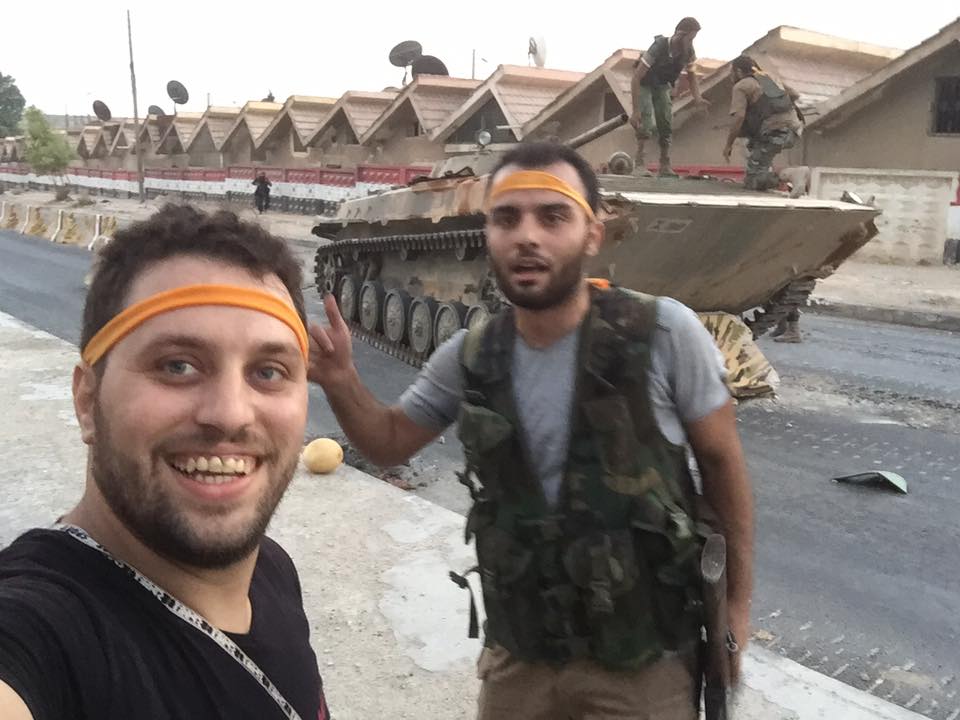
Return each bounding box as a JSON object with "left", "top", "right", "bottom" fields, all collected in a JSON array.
[
  {"left": 148, "top": 104, "right": 165, "bottom": 116},
  {"left": 389, "top": 40, "right": 423, "bottom": 68},
  {"left": 92, "top": 100, "right": 112, "bottom": 122},
  {"left": 166, "top": 80, "right": 190, "bottom": 105},
  {"left": 528, "top": 36, "right": 547, "bottom": 68},
  {"left": 412, "top": 55, "right": 449, "bottom": 77}
]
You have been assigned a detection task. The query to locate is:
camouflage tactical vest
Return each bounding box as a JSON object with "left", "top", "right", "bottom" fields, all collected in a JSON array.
[
  {"left": 640, "top": 35, "right": 691, "bottom": 88},
  {"left": 742, "top": 73, "right": 795, "bottom": 138},
  {"left": 455, "top": 285, "right": 708, "bottom": 670}
]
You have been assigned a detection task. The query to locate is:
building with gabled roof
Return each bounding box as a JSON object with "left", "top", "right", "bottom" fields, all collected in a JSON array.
[
  {"left": 255, "top": 95, "right": 337, "bottom": 167},
  {"left": 184, "top": 107, "right": 242, "bottom": 167},
  {"left": 219, "top": 101, "right": 283, "bottom": 166},
  {"left": 304, "top": 91, "right": 397, "bottom": 167},
  {"left": 431, "top": 65, "right": 585, "bottom": 151},
  {"left": 360, "top": 76, "right": 481, "bottom": 165}
]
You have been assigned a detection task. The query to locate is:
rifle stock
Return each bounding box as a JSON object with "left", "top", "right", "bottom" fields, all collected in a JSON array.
[{"left": 701, "top": 533, "right": 738, "bottom": 720}]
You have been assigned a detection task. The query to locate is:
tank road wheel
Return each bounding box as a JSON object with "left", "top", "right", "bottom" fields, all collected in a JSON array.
[
  {"left": 408, "top": 297, "right": 438, "bottom": 356},
  {"left": 454, "top": 244, "right": 479, "bottom": 262},
  {"left": 337, "top": 275, "right": 359, "bottom": 322},
  {"left": 434, "top": 302, "right": 467, "bottom": 347},
  {"left": 464, "top": 304, "right": 491, "bottom": 332},
  {"left": 359, "top": 281, "right": 386, "bottom": 333},
  {"left": 317, "top": 253, "right": 342, "bottom": 294},
  {"left": 382, "top": 289, "right": 412, "bottom": 345}
]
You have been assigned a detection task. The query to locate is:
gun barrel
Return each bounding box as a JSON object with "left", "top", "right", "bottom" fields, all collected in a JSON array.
[{"left": 564, "top": 113, "right": 629, "bottom": 150}]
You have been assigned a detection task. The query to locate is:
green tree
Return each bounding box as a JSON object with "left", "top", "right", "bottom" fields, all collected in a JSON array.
[
  {"left": 23, "top": 106, "right": 75, "bottom": 200},
  {"left": 0, "top": 72, "right": 25, "bottom": 137}
]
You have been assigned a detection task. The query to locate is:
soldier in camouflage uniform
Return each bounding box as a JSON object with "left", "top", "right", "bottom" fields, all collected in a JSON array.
[
  {"left": 723, "top": 55, "right": 804, "bottom": 192},
  {"left": 307, "top": 143, "right": 754, "bottom": 719},
  {"left": 630, "top": 17, "right": 709, "bottom": 177}
]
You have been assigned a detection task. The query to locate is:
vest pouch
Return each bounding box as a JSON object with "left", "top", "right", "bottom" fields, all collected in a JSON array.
[
  {"left": 631, "top": 492, "right": 703, "bottom": 648},
  {"left": 457, "top": 403, "right": 515, "bottom": 490},
  {"left": 476, "top": 525, "right": 534, "bottom": 589},
  {"left": 562, "top": 531, "right": 640, "bottom": 609},
  {"left": 475, "top": 525, "right": 542, "bottom": 658},
  {"left": 583, "top": 395, "right": 649, "bottom": 486}
]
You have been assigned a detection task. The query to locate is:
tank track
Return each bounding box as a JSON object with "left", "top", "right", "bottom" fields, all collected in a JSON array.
[
  {"left": 314, "top": 227, "right": 491, "bottom": 369},
  {"left": 315, "top": 228, "right": 818, "bottom": 368}
]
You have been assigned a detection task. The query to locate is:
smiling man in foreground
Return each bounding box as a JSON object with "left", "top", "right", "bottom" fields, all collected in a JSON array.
[
  {"left": 308, "top": 142, "right": 754, "bottom": 719},
  {"left": 0, "top": 206, "right": 329, "bottom": 719}
]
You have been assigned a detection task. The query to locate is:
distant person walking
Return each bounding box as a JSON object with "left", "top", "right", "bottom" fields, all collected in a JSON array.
[{"left": 253, "top": 172, "right": 272, "bottom": 214}]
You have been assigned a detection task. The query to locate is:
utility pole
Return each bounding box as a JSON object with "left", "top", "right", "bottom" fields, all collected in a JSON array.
[{"left": 127, "top": 9, "right": 145, "bottom": 203}]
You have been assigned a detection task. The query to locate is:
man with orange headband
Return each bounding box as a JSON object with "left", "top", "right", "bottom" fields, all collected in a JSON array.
[
  {"left": 0, "top": 205, "right": 329, "bottom": 720},
  {"left": 308, "top": 143, "right": 754, "bottom": 719}
]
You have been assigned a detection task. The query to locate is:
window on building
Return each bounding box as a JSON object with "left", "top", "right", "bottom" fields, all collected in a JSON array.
[{"left": 933, "top": 77, "right": 960, "bottom": 134}]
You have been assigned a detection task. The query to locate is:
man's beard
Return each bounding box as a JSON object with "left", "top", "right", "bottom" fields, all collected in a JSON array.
[
  {"left": 90, "top": 402, "right": 298, "bottom": 570},
  {"left": 490, "top": 247, "right": 586, "bottom": 311}
]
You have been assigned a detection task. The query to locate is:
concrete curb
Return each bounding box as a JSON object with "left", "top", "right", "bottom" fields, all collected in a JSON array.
[
  {"left": 807, "top": 297, "right": 960, "bottom": 333},
  {"left": 740, "top": 646, "right": 931, "bottom": 720}
]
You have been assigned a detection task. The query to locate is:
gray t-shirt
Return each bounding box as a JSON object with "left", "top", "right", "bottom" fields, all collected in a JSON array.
[{"left": 399, "top": 297, "right": 730, "bottom": 506}]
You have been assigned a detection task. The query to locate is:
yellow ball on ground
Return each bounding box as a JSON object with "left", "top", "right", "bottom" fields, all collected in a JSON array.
[{"left": 302, "top": 438, "right": 344, "bottom": 474}]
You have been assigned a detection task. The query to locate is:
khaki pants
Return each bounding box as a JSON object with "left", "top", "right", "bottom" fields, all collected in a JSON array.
[{"left": 476, "top": 645, "right": 699, "bottom": 720}]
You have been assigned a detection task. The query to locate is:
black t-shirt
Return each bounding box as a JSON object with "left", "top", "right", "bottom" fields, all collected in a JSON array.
[{"left": 0, "top": 529, "right": 330, "bottom": 720}]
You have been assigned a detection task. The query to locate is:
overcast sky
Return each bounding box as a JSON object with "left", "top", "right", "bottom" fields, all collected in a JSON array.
[{"left": 4, "top": 2, "right": 957, "bottom": 119}]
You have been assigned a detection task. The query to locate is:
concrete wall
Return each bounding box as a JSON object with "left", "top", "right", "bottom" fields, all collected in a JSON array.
[
  {"left": 221, "top": 125, "right": 260, "bottom": 167},
  {"left": 262, "top": 123, "right": 314, "bottom": 168},
  {"left": 377, "top": 136, "right": 446, "bottom": 166},
  {"left": 811, "top": 167, "right": 959, "bottom": 264},
  {"left": 576, "top": 125, "right": 637, "bottom": 167},
  {"left": 804, "top": 47, "right": 960, "bottom": 171},
  {"left": 321, "top": 144, "right": 370, "bottom": 168},
  {"left": 188, "top": 128, "right": 224, "bottom": 168},
  {"left": 668, "top": 76, "right": 774, "bottom": 167}
]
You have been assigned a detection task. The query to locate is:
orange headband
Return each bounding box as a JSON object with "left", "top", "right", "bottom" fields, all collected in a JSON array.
[
  {"left": 487, "top": 170, "right": 597, "bottom": 221},
  {"left": 81, "top": 284, "right": 309, "bottom": 366}
]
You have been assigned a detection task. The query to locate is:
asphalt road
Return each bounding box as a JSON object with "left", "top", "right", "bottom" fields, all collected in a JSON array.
[{"left": 2, "top": 228, "right": 958, "bottom": 718}]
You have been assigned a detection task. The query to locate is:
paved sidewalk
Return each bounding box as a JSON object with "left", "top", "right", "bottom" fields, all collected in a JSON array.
[
  {"left": 810, "top": 260, "right": 960, "bottom": 332},
  {"left": 0, "top": 309, "right": 933, "bottom": 719}
]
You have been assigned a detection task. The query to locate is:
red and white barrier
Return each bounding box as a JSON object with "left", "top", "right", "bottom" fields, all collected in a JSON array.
[{"left": 0, "top": 162, "right": 432, "bottom": 215}]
